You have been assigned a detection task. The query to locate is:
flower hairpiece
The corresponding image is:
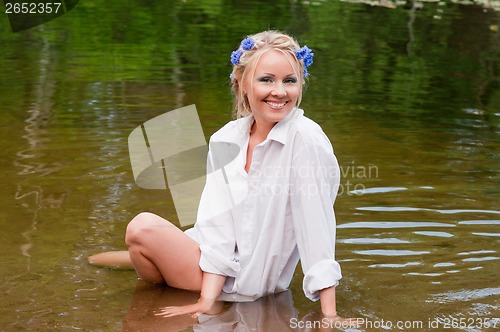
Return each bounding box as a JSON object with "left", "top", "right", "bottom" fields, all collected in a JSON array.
[
  {"left": 230, "top": 37, "right": 255, "bottom": 66},
  {"left": 241, "top": 37, "right": 255, "bottom": 51},
  {"left": 230, "top": 37, "right": 314, "bottom": 78},
  {"left": 230, "top": 49, "right": 243, "bottom": 65},
  {"left": 295, "top": 46, "right": 314, "bottom": 77}
]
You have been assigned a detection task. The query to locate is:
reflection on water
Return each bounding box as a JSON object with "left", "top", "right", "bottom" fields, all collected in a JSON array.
[
  {"left": 0, "top": 0, "right": 498, "bottom": 330},
  {"left": 123, "top": 283, "right": 301, "bottom": 332},
  {"left": 123, "top": 283, "right": 363, "bottom": 332}
]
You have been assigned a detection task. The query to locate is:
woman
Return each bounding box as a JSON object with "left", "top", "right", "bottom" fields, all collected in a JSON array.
[{"left": 90, "top": 30, "right": 348, "bottom": 322}]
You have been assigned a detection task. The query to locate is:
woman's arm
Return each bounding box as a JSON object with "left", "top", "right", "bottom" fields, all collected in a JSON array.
[
  {"left": 289, "top": 136, "right": 342, "bottom": 302},
  {"left": 156, "top": 272, "right": 226, "bottom": 318},
  {"left": 319, "top": 286, "right": 337, "bottom": 317},
  {"left": 319, "top": 286, "right": 364, "bottom": 328},
  {"left": 200, "top": 271, "right": 226, "bottom": 299}
]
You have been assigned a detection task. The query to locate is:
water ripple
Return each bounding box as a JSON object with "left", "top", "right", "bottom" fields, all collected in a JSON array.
[
  {"left": 458, "top": 220, "right": 500, "bottom": 225},
  {"left": 462, "top": 257, "right": 499, "bottom": 262},
  {"left": 457, "top": 250, "right": 496, "bottom": 256},
  {"left": 338, "top": 221, "right": 454, "bottom": 229},
  {"left": 340, "top": 237, "right": 410, "bottom": 244},
  {"left": 413, "top": 231, "right": 454, "bottom": 238},
  {"left": 431, "top": 287, "right": 500, "bottom": 303},
  {"left": 348, "top": 186, "right": 408, "bottom": 195},
  {"left": 406, "top": 272, "right": 443, "bottom": 277},
  {"left": 356, "top": 207, "right": 500, "bottom": 214},
  {"left": 354, "top": 249, "right": 430, "bottom": 256},
  {"left": 369, "top": 262, "right": 422, "bottom": 268},
  {"left": 434, "top": 262, "right": 455, "bottom": 267},
  {"left": 471, "top": 232, "right": 500, "bottom": 237}
]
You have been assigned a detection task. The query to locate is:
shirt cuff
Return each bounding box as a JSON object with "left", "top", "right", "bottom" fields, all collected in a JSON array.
[
  {"left": 303, "top": 259, "right": 342, "bottom": 301},
  {"left": 199, "top": 244, "right": 240, "bottom": 277}
]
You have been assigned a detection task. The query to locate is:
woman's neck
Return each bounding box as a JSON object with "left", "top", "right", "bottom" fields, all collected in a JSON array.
[
  {"left": 246, "top": 119, "right": 274, "bottom": 173},
  {"left": 250, "top": 119, "right": 275, "bottom": 142}
]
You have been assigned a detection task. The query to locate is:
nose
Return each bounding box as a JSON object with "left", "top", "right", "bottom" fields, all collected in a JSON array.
[{"left": 271, "top": 83, "right": 287, "bottom": 97}]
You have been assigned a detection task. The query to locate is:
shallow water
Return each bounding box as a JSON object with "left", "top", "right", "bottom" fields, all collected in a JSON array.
[{"left": 0, "top": 0, "right": 499, "bottom": 331}]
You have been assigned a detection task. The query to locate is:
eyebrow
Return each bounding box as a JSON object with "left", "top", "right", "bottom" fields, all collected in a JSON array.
[{"left": 261, "top": 73, "right": 297, "bottom": 77}]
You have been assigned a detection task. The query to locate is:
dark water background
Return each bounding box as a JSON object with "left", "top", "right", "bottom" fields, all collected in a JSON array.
[{"left": 0, "top": 0, "right": 498, "bottom": 330}]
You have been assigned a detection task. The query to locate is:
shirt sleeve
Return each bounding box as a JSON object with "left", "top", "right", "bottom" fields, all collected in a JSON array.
[
  {"left": 194, "top": 141, "right": 240, "bottom": 277},
  {"left": 289, "top": 132, "right": 342, "bottom": 301}
]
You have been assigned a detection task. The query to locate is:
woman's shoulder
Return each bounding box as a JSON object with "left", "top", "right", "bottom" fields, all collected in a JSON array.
[
  {"left": 291, "top": 109, "right": 332, "bottom": 149},
  {"left": 294, "top": 112, "right": 323, "bottom": 134},
  {"left": 210, "top": 116, "right": 251, "bottom": 143}
]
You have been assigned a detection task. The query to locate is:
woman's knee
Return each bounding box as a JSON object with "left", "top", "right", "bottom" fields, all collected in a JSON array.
[
  {"left": 125, "top": 212, "right": 173, "bottom": 247},
  {"left": 126, "top": 212, "right": 157, "bottom": 246}
]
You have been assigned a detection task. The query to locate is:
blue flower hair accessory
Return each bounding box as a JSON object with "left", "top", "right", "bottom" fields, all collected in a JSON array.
[
  {"left": 230, "top": 49, "right": 243, "bottom": 65},
  {"left": 230, "top": 37, "right": 255, "bottom": 66},
  {"left": 241, "top": 37, "right": 255, "bottom": 51},
  {"left": 230, "top": 37, "right": 314, "bottom": 78},
  {"left": 295, "top": 46, "right": 314, "bottom": 77}
]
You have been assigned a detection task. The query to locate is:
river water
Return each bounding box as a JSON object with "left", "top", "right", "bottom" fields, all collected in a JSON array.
[{"left": 0, "top": 0, "right": 498, "bottom": 331}]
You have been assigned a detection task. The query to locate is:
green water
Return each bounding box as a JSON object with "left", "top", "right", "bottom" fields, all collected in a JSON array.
[{"left": 0, "top": 0, "right": 498, "bottom": 331}]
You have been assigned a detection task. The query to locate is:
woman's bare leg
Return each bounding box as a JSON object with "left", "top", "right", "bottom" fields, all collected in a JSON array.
[
  {"left": 88, "top": 250, "right": 133, "bottom": 269},
  {"left": 125, "top": 212, "right": 203, "bottom": 292}
]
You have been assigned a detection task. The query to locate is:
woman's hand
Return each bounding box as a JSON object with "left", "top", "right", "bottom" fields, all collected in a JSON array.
[
  {"left": 156, "top": 272, "right": 226, "bottom": 318},
  {"left": 316, "top": 287, "right": 364, "bottom": 329},
  {"left": 155, "top": 296, "right": 221, "bottom": 319}
]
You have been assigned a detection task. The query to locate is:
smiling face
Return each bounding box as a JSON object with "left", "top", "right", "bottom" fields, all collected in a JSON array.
[{"left": 242, "top": 49, "right": 302, "bottom": 129}]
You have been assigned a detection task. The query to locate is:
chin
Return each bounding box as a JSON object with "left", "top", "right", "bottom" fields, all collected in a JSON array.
[{"left": 264, "top": 112, "right": 289, "bottom": 124}]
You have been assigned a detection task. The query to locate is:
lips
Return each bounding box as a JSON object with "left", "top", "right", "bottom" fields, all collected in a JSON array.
[{"left": 265, "top": 100, "right": 288, "bottom": 109}]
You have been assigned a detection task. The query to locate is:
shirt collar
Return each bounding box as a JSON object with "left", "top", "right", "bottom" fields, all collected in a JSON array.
[
  {"left": 219, "top": 107, "right": 303, "bottom": 146},
  {"left": 266, "top": 107, "right": 302, "bottom": 145}
]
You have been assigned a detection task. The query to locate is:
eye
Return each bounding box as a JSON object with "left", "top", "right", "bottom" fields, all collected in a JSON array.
[
  {"left": 257, "top": 76, "right": 274, "bottom": 83},
  {"left": 284, "top": 77, "right": 298, "bottom": 84}
]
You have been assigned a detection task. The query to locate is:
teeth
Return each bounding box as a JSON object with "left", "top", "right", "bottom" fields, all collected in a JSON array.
[{"left": 266, "top": 101, "right": 286, "bottom": 107}]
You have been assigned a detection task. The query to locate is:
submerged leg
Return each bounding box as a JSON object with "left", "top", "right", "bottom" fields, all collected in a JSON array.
[{"left": 125, "top": 212, "right": 203, "bottom": 292}]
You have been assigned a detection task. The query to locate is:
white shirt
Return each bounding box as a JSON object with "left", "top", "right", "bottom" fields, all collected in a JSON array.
[{"left": 185, "top": 107, "right": 342, "bottom": 301}]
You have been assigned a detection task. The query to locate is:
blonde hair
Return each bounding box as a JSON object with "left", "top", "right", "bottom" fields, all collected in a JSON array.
[{"left": 229, "top": 30, "right": 307, "bottom": 119}]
